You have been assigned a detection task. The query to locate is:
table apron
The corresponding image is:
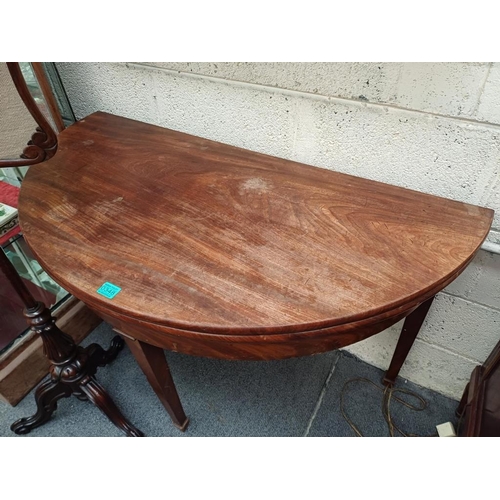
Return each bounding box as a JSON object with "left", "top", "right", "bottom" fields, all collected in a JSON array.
[{"left": 86, "top": 303, "right": 418, "bottom": 361}]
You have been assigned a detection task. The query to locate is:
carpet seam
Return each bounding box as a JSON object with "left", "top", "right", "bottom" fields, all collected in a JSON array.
[{"left": 303, "top": 352, "right": 341, "bottom": 437}]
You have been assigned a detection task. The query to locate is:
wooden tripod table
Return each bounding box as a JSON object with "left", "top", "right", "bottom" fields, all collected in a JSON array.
[{"left": 18, "top": 112, "right": 494, "bottom": 434}]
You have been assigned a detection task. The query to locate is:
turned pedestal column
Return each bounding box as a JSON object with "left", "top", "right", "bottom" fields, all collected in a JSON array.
[{"left": 0, "top": 248, "right": 143, "bottom": 436}]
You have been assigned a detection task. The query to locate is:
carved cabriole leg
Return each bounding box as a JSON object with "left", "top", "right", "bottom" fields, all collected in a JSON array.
[
  {"left": 9, "top": 301, "right": 143, "bottom": 437},
  {"left": 10, "top": 378, "right": 72, "bottom": 434},
  {"left": 70, "top": 338, "right": 125, "bottom": 402},
  {"left": 77, "top": 377, "right": 143, "bottom": 437},
  {"left": 86, "top": 335, "right": 125, "bottom": 369},
  {"left": 123, "top": 335, "right": 189, "bottom": 431},
  {"left": 383, "top": 295, "right": 435, "bottom": 386}
]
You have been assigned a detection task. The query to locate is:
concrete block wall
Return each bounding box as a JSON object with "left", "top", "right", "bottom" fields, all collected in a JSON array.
[{"left": 56, "top": 62, "right": 500, "bottom": 400}]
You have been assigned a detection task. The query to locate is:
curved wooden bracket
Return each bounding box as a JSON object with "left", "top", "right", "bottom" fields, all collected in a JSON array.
[{"left": 0, "top": 62, "right": 58, "bottom": 168}]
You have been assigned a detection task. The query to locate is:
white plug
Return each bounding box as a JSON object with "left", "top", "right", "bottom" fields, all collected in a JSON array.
[{"left": 436, "top": 421, "right": 457, "bottom": 437}]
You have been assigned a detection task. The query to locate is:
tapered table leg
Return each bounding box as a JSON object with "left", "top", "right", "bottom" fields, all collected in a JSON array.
[
  {"left": 383, "top": 295, "right": 435, "bottom": 386},
  {"left": 123, "top": 337, "right": 189, "bottom": 431}
]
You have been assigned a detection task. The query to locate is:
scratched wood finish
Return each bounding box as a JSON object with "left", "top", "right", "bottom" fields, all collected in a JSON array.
[{"left": 18, "top": 112, "right": 493, "bottom": 359}]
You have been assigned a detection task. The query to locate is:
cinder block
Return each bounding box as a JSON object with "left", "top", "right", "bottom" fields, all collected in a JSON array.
[
  {"left": 57, "top": 62, "right": 158, "bottom": 124},
  {"left": 480, "top": 165, "right": 500, "bottom": 232},
  {"left": 147, "top": 62, "right": 401, "bottom": 105},
  {"left": 145, "top": 62, "right": 490, "bottom": 121},
  {"left": 445, "top": 251, "right": 500, "bottom": 308},
  {"left": 399, "top": 339, "right": 478, "bottom": 401},
  {"left": 476, "top": 62, "right": 500, "bottom": 125},
  {"left": 395, "top": 62, "right": 488, "bottom": 118},
  {"left": 344, "top": 327, "right": 479, "bottom": 400},
  {"left": 419, "top": 294, "right": 500, "bottom": 363},
  {"left": 150, "top": 66, "right": 296, "bottom": 160}
]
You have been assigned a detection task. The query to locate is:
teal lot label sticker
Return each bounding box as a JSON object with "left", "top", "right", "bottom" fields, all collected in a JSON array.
[{"left": 97, "top": 282, "right": 121, "bottom": 299}]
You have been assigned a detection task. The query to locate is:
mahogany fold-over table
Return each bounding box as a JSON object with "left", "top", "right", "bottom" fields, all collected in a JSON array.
[{"left": 16, "top": 112, "right": 494, "bottom": 435}]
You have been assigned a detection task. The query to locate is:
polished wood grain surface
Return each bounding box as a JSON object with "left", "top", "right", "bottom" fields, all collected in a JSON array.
[{"left": 19, "top": 112, "right": 493, "bottom": 341}]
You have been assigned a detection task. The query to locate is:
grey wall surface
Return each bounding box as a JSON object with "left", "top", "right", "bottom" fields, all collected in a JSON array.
[{"left": 56, "top": 62, "right": 500, "bottom": 399}]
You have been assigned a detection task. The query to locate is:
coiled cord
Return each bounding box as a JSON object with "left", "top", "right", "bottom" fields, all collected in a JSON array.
[{"left": 340, "top": 377, "right": 435, "bottom": 437}]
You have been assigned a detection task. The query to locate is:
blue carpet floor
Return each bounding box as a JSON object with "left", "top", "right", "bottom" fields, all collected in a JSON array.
[{"left": 0, "top": 322, "right": 459, "bottom": 437}]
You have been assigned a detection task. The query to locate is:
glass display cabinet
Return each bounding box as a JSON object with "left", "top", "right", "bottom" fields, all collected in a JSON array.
[{"left": 0, "top": 62, "right": 73, "bottom": 356}]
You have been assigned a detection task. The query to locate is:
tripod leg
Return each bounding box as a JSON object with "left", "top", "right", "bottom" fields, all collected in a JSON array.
[
  {"left": 87, "top": 335, "right": 125, "bottom": 368},
  {"left": 10, "top": 378, "right": 72, "bottom": 435},
  {"left": 78, "top": 377, "right": 144, "bottom": 437},
  {"left": 1, "top": 251, "right": 141, "bottom": 437}
]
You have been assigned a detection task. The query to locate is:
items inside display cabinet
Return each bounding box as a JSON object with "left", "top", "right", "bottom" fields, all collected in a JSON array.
[
  {"left": 1, "top": 234, "right": 68, "bottom": 353},
  {"left": 1, "top": 170, "right": 68, "bottom": 354}
]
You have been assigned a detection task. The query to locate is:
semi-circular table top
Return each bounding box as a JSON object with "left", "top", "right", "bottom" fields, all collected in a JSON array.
[{"left": 19, "top": 112, "right": 494, "bottom": 338}]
